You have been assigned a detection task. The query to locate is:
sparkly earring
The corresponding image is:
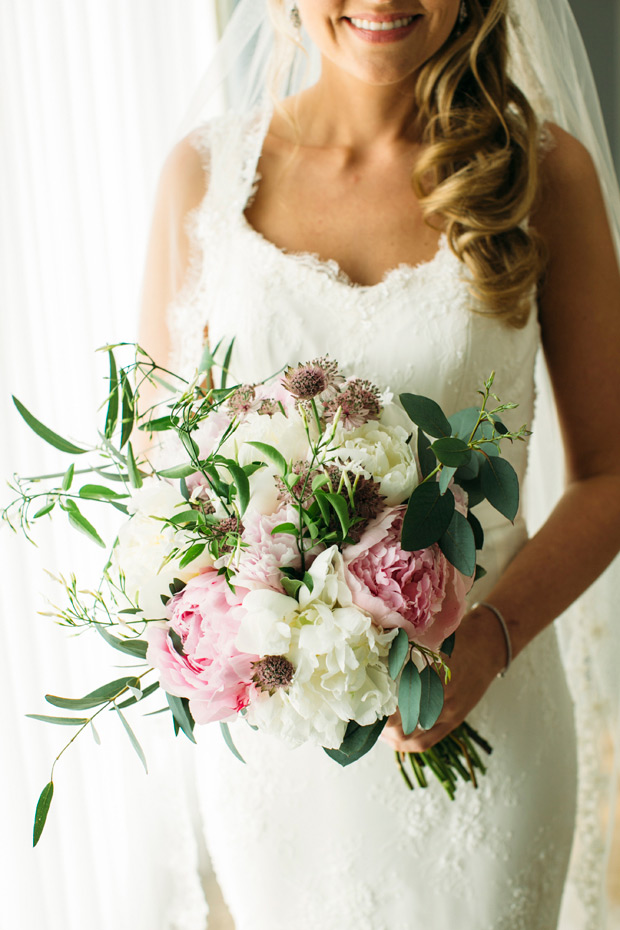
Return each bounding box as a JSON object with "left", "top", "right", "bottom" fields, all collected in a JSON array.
[
  {"left": 290, "top": 3, "right": 302, "bottom": 29},
  {"left": 458, "top": 0, "right": 468, "bottom": 26}
]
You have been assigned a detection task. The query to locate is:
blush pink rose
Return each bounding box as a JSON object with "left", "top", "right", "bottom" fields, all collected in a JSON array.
[
  {"left": 146, "top": 569, "right": 258, "bottom": 724},
  {"left": 342, "top": 504, "right": 474, "bottom": 652}
]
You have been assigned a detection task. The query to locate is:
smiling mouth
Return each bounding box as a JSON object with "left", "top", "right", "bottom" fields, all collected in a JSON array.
[{"left": 346, "top": 14, "right": 420, "bottom": 32}]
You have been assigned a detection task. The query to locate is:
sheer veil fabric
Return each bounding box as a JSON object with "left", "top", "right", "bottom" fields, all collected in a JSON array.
[{"left": 145, "top": 0, "right": 620, "bottom": 925}]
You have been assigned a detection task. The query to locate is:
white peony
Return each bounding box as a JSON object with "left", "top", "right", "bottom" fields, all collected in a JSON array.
[
  {"left": 218, "top": 408, "right": 310, "bottom": 515},
  {"left": 112, "top": 478, "right": 213, "bottom": 620},
  {"left": 329, "top": 417, "right": 419, "bottom": 507},
  {"left": 236, "top": 546, "right": 397, "bottom": 749}
]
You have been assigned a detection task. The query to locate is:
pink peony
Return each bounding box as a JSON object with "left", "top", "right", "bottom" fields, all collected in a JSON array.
[
  {"left": 342, "top": 505, "right": 474, "bottom": 652},
  {"left": 229, "top": 503, "right": 304, "bottom": 592},
  {"left": 146, "top": 569, "right": 258, "bottom": 724}
]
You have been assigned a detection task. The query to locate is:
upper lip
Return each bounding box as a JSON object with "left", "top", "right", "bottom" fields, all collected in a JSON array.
[{"left": 344, "top": 12, "right": 420, "bottom": 21}]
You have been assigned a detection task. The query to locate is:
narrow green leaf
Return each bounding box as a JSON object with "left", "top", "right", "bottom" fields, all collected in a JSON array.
[
  {"left": 302, "top": 571, "right": 314, "bottom": 594},
  {"left": 418, "top": 665, "right": 444, "bottom": 730},
  {"left": 61, "top": 463, "right": 75, "bottom": 491},
  {"left": 46, "top": 675, "right": 140, "bottom": 710},
  {"left": 219, "top": 338, "right": 235, "bottom": 389},
  {"left": 119, "top": 371, "right": 135, "bottom": 449},
  {"left": 431, "top": 437, "right": 472, "bottom": 468},
  {"left": 324, "top": 717, "right": 388, "bottom": 767},
  {"left": 226, "top": 461, "right": 250, "bottom": 515},
  {"left": 388, "top": 628, "right": 410, "bottom": 680},
  {"left": 438, "top": 510, "right": 476, "bottom": 576},
  {"left": 126, "top": 441, "right": 143, "bottom": 489},
  {"left": 33, "top": 502, "right": 55, "bottom": 519},
  {"left": 314, "top": 490, "right": 332, "bottom": 524},
  {"left": 114, "top": 706, "right": 148, "bottom": 773},
  {"left": 401, "top": 482, "right": 455, "bottom": 551},
  {"left": 325, "top": 492, "right": 350, "bottom": 536},
  {"left": 474, "top": 564, "right": 488, "bottom": 582},
  {"left": 245, "top": 441, "right": 287, "bottom": 477},
  {"left": 104, "top": 350, "right": 119, "bottom": 439},
  {"left": 271, "top": 522, "right": 298, "bottom": 536},
  {"left": 138, "top": 415, "right": 176, "bottom": 433},
  {"left": 78, "top": 484, "right": 126, "bottom": 501},
  {"left": 399, "top": 660, "right": 422, "bottom": 735},
  {"left": 179, "top": 543, "right": 207, "bottom": 569},
  {"left": 219, "top": 721, "right": 246, "bottom": 763},
  {"left": 166, "top": 693, "right": 197, "bottom": 743},
  {"left": 96, "top": 625, "right": 149, "bottom": 659},
  {"left": 64, "top": 500, "right": 105, "bottom": 547},
  {"left": 158, "top": 463, "right": 197, "bottom": 479},
  {"left": 26, "top": 714, "right": 89, "bottom": 726},
  {"left": 399, "top": 393, "right": 451, "bottom": 438},
  {"left": 12, "top": 396, "right": 88, "bottom": 455},
  {"left": 480, "top": 456, "right": 519, "bottom": 521},
  {"left": 33, "top": 781, "right": 54, "bottom": 847}
]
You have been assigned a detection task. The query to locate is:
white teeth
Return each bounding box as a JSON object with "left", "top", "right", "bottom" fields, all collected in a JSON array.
[{"left": 349, "top": 15, "right": 416, "bottom": 31}]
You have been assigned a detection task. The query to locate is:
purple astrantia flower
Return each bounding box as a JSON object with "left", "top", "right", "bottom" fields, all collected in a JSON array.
[
  {"left": 323, "top": 378, "right": 383, "bottom": 430},
  {"left": 281, "top": 357, "right": 344, "bottom": 401}
]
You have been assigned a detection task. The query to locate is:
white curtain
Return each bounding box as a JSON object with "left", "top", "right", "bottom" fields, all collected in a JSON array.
[{"left": 0, "top": 3, "right": 221, "bottom": 928}]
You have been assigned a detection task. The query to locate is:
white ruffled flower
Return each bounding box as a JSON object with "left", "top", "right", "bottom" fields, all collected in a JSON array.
[
  {"left": 236, "top": 546, "right": 397, "bottom": 749},
  {"left": 112, "top": 478, "right": 213, "bottom": 620},
  {"left": 219, "top": 408, "right": 310, "bottom": 515},
  {"left": 329, "top": 414, "right": 419, "bottom": 507}
]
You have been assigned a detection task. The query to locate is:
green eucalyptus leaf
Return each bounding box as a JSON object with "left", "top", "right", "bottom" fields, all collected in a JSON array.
[
  {"left": 438, "top": 465, "right": 457, "bottom": 495},
  {"left": 96, "top": 625, "right": 148, "bottom": 659},
  {"left": 166, "top": 693, "right": 197, "bottom": 744},
  {"left": 399, "top": 660, "right": 422, "bottom": 735},
  {"left": 418, "top": 665, "right": 445, "bottom": 730},
  {"left": 245, "top": 441, "right": 287, "bottom": 477},
  {"left": 12, "top": 396, "right": 88, "bottom": 455},
  {"left": 417, "top": 429, "right": 436, "bottom": 480},
  {"left": 480, "top": 456, "right": 519, "bottom": 521},
  {"left": 388, "top": 628, "right": 410, "bottom": 680},
  {"left": 219, "top": 721, "right": 246, "bottom": 763},
  {"left": 399, "top": 393, "right": 451, "bottom": 438},
  {"left": 459, "top": 475, "right": 485, "bottom": 508},
  {"left": 474, "top": 564, "right": 488, "bottom": 582},
  {"left": 401, "top": 482, "right": 455, "bottom": 551},
  {"left": 467, "top": 510, "right": 484, "bottom": 550},
  {"left": 431, "top": 437, "right": 472, "bottom": 468},
  {"left": 441, "top": 632, "right": 456, "bottom": 657},
  {"left": 26, "top": 714, "right": 89, "bottom": 726},
  {"left": 33, "top": 781, "right": 54, "bottom": 847},
  {"left": 324, "top": 717, "right": 388, "bottom": 767},
  {"left": 438, "top": 510, "right": 476, "bottom": 576},
  {"left": 115, "top": 706, "right": 148, "bottom": 774},
  {"left": 104, "top": 350, "right": 119, "bottom": 439},
  {"left": 45, "top": 675, "right": 140, "bottom": 710},
  {"left": 127, "top": 441, "right": 143, "bottom": 489}
]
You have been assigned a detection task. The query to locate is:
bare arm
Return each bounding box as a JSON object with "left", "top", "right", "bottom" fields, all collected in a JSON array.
[{"left": 385, "top": 125, "right": 620, "bottom": 751}]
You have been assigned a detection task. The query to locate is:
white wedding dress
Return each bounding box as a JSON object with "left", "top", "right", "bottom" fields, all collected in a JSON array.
[{"left": 166, "top": 110, "right": 578, "bottom": 930}]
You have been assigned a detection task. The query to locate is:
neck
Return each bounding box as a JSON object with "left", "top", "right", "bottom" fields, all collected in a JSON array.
[{"left": 290, "top": 59, "right": 420, "bottom": 152}]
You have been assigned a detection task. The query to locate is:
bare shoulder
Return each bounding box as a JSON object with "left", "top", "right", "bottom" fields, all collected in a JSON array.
[
  {"left": 533, "top": 122, "right": 602, "bottom": 231},
  {"left": 156, "top": 131, "right": 210, "bottom": 218}
]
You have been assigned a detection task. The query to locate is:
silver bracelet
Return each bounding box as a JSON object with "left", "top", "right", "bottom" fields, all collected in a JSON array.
[{"left": 473, "top": 601, "right": 512, "bottom": 678}]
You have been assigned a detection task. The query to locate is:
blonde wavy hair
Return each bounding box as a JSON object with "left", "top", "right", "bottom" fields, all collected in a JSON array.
[{"left": 267, "top": 0, "right": 546, "bottom": 327}]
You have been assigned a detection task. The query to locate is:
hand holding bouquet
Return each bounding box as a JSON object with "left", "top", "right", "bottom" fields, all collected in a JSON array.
[{"left": 3, "top": 343, "right": 529, "bottom": 843}]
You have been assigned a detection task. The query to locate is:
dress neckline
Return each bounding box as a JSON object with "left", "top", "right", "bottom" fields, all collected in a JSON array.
[{"left": 236, "top": 210, "right": 452, "bottom": 292}]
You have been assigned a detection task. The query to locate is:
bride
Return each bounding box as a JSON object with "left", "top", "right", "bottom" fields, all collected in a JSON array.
[{"left": 139, "top": 1, "right": 620, "bottom": 927}]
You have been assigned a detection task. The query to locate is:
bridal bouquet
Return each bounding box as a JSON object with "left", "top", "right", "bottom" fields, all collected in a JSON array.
[{"left": 3, "top": 343, "right": 528, "bottom": 843}]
